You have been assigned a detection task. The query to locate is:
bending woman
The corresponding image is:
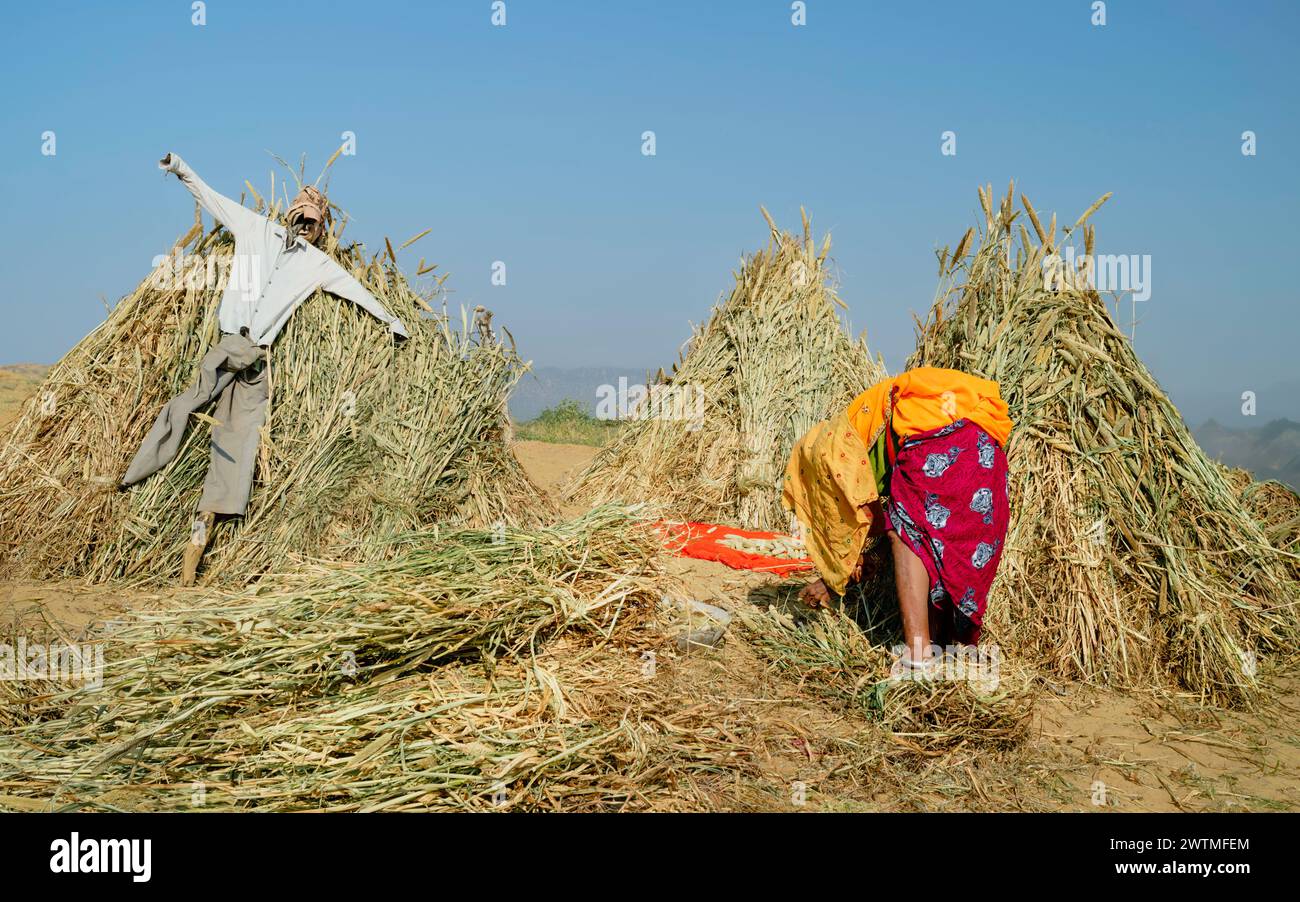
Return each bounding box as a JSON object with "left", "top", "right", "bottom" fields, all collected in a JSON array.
[{"left": 782, "top": 367, "right": 1013, "bottom": 673}]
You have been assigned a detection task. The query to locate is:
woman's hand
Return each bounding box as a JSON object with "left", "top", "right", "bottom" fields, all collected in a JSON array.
[{"left": 799, "top": 578, "right": 831, "bottom": 609}]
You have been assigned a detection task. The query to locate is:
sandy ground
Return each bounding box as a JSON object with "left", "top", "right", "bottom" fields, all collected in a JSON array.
[
  {"left": 2, "top": 433, "right": 1298, "bottom": 811},
  {"left": 512, "top": 440, "right": 599, "bottom": 517}
]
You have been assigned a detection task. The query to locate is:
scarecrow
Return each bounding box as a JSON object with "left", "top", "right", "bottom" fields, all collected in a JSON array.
[
  {"left": 121, "top": 152, "right": 409, "bottom": 585},
  {"left": 782, "top": 367, "right": 1013, "bottom": 676}
]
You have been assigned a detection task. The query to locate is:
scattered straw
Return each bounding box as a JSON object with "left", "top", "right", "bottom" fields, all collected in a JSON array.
[{"left": 0, "top": 506, "right": 666, "bottom": 811}]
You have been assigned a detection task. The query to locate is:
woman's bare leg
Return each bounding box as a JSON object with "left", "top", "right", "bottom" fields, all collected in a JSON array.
[{"left": 888, "top": 529, "right": 932, "bottom": 660}]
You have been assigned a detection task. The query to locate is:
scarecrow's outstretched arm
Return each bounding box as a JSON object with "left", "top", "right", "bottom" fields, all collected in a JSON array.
[
  {"left": 159, "top": 152, "right": 261, "bottom": 240},
  {"left": 319, "top": 263, "right": 410, "bottom": 339}
]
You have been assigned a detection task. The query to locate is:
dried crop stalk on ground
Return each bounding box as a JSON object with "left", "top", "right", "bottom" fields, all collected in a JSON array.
[
  {"left": 739, "top": 603, "right": 1036, "bottom": 755},
  {"left": 0, "top": 507, "right": 678, "bottom": 811},
  {"left": 571, "top": 209, "right": 886, "bottom": 530}
]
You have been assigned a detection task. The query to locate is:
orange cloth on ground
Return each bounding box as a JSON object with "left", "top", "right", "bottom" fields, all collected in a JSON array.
[
  {"left": 659, "top": 522, "right": 813, "bottom": 577},
  {"left": 783, "top": 367, "right": 1012, "bottom": 595}
]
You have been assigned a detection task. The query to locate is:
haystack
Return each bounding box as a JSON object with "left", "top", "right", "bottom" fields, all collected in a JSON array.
[
  {"left": 908, "top": 183, "right": 1299, "bottom": 705},
  {"left": 571, "top": 209, "right": 886, "bottom": 531},
  {"left": 0, "top": 176, "right": 550, "bottom": 585}
]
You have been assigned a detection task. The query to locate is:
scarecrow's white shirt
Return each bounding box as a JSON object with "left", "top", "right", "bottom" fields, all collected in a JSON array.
[{"left": 162, "top": 153, "right": 409, "bottom": 345}]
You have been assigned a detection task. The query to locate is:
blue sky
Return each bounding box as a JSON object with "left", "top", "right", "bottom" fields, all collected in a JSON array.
[{"left": 2, "top": 0, "right": 1297, "bottom": 425}]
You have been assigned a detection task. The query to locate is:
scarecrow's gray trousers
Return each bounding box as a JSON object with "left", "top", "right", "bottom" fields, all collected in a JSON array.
[{"left": 121, "top": 332, "right": 269, "bottom": 516}]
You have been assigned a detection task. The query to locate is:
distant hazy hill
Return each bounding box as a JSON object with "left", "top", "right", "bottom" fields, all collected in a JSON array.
[
  {"left": 1195, "top": 418, "right": 1300, "bottom": 489},
  {"left": 1172, "top": 380, "right": 1300, "bottom": 428},
  {"left": 509, "top": 364, "right": 655, "bottom": 422},
  {"left": 0, "top": 363, "right": 49, "bottom": 427}
]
